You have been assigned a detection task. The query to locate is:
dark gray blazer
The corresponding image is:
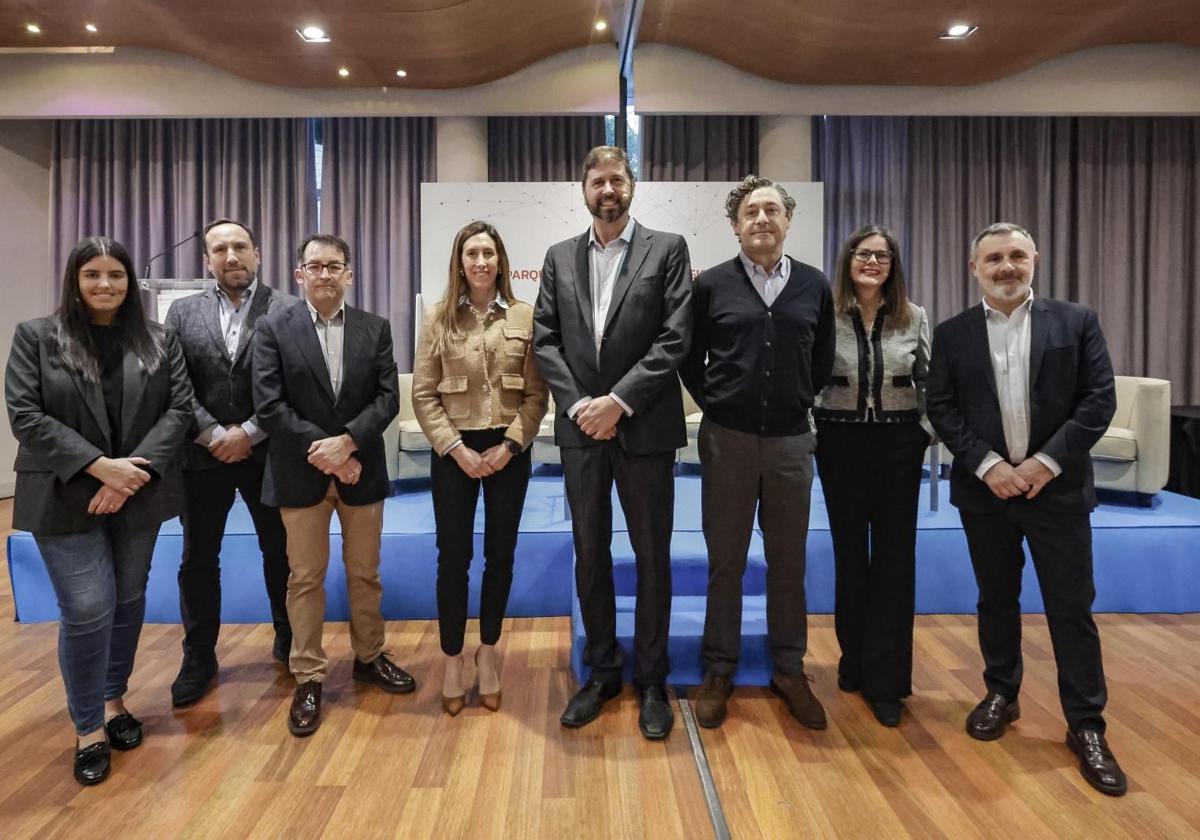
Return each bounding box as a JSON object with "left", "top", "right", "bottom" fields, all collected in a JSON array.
[
  {"left": 164, "top": 284, "right": 297, "bottom": 471},
  {"left": 926, "top": 296, "right": 1116, "bottom": 515},
  {"left": 252, "top": 300, "right": 399, "bottom": 508},
  {"left": 532, "top": 221, "right": 693, "bottom": 455},
  {"left": 5, "top": 318, "right": 194, "bottom": 535}
]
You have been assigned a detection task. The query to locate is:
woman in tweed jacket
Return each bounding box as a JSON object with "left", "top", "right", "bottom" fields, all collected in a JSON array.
[{"left": 814, "top": 224, "right": 933, "bottom": 727}]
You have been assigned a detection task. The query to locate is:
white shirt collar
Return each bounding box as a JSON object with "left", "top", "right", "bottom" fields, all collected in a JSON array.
[
  {"left": 738, "top": 250, "right": 790, "bottom": 279},
  {"left": 216, "top": 279, "right": 257, "bottom": 307},
  {"left": 458, "top": 291, "right": 510, "bottom": 310},
  {"left": 306, "top": 297, "right": 345, "bottom": 324},
  {"left": 982, "top": 289, "right": 1035, "bottom": 319},
  {"left": 589, "top": 217, "right": 635, "bottom": 249}
]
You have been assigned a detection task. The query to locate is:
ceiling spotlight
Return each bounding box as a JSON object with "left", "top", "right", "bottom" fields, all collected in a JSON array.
[
  {"left": 297, "top": 25, "right": 330, "bottom": 43},
  {"left": 395, "top": 69, "right": 407, "bottom": 78},
  {"left": 337, "top": 67, "right": 350, "bottom": 78},
  {"left": 26, "top": 23, "right": 42, "bottom": 34},
  {"left": 594, "top": 20, "right": 608, "bottom": 32},
  {"left": 940, "top": 23, "right": 977, "bottom": 39},
  {"left": 85, "top": 23, "right": 98, "bottom": 33}
]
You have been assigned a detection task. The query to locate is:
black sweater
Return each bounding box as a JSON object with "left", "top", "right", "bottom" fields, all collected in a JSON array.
[{"left": 680, "top": 256, "right": 834, "bottom": 436}]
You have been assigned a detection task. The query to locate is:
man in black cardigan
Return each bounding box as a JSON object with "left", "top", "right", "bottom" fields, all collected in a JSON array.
[{"left": 681, "top": 175, "right": 834, "bottom": 730}]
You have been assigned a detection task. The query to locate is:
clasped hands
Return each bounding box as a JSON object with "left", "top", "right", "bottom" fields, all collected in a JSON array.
[
  {"left": 575, "top": 395, "right": 623, "bottom": 441},
  {"left": 308, "top": 434, "right": 363, "bottom": 485},
  {"left": 982, "top": 457, "right": 1054, "bottom": 500},
  {"left": 208, "top": 424, "right": 253, "bottom": 463},
  {"left": 451, "top": 443, "right": 513, "bottom": 479},
  {"left": 84, "top": 455, "right": 152, "bottom": 515}
]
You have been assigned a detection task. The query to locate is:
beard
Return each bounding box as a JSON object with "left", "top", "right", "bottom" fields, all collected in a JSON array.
[{"left": 587, "top": 192, "right": 631, "bottom": 223}]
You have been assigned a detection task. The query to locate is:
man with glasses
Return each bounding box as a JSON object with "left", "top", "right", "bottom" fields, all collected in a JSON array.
[
  {"left": 680, "top": 175, "right": 834, "bottom": 730},
  {"left": 253, "top": 234, "right": 414, "bottom": 737},
  {"left": 927, "top": 222, "right": 1126, "bottom": 796},
  {"left": 165, "top": 218, "right": 296, "bottom": 707}
]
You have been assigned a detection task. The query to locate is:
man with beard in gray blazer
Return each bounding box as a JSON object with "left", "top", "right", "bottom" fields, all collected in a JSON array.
[
  {"left": 164, "top": 219, "right": 296, "bottom": 707},
  {"left": 534, "top": 146, "right": 693, "bottom": 740}
]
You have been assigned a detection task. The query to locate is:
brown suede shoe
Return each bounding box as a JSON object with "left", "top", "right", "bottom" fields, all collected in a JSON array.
[
  {"left": 694, "top": 672, "right": 734, "bottom": 728},
  {"left": 288, "top": 681, "right": 322, "bottom": 737},
  {"left": 770, "top": 673, "right": 827, "bottom": 730}
]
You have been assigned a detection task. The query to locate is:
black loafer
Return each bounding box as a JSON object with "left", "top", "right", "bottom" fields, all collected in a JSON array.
[
  {"left": 105, "top": 712, "right": 144, "bottom": 750},
  {"left": 966, "top": 693, "right": 1020, "bottom": 741},
  {"left": 352, "top": 652, "right": 416, "bottom": 694},
  {"left": 171, "top": 649, "right": 218, "bottom": 707},
  {"left": 870, "top": 699, "right": 903, "bottom": 727},
  {"left": 74, "top": 741, "right": 111, "bottom": 786},
  {"left": 637, "top": 685, "right": 675, "bottom": 740},
  {"left": 560, "top": 678, "right": 623, "bottom": 728},
  {"left": 837, "top": 674, "right": 859, "bottom": 693},
  {"left": 1067, "top": 729, "right": 1128, "bottom": 796}
]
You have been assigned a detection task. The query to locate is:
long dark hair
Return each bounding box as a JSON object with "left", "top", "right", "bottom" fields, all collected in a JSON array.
[
  {"left": 834, "top": 225, "right": 912, "bottom": 330},
  {"left": 426, "top": 221, "right": 514, "bottom": 357},
  {"left": 50, "top": 236, "right": 164, "bottom": 382}
]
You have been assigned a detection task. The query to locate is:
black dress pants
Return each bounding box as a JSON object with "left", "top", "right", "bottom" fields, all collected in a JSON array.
[
  {"left": 561, "top": 440, "right": 675, "bottom": 687},
  {"left": 430, "top": 428, "right": 532, "bottom": 657},
  {"left": 960, "top": 499, "right": 1108, "bottom": 733},
  {"left": 815, "top": 420, "right": 927, "bottom": 701},
  {"left": 179, "top": 460, "right": 290, "bottom": 652}
]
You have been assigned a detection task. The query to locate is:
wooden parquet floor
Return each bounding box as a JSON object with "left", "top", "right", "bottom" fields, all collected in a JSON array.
[{"left": 1, "top": 498, "right": 1198, "bottom": 839}]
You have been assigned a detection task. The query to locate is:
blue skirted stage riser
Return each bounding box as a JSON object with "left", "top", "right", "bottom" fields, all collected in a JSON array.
[{"left": 10, "top": 477, "right": 1200, "bottom": 680}]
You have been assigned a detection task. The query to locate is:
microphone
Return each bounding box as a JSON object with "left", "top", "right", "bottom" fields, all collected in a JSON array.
[{"left": 142, "top": 230, "right": 201, "bottom": 279}]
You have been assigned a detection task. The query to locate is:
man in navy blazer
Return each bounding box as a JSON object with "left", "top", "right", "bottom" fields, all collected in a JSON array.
[
  {"left": 253, "top": 233, "right": 413, "bottom": 737},
  {"left": 533, "top": 146, "right": 692, "bottom": 739},
  {"left": 927, "top": 222, "right": 1126, "bottom": 796},
  {"left": 165, "top": 219, "right": 296, "bottom": 707}
]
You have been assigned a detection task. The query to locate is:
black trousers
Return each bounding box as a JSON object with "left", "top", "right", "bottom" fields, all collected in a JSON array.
[
  {"left": 430, "top": 428, "right": 532, "bottom": 657},
  {"left": 960, "top": 499, "right": 1108, "bottom": 733},
  {"left": 815, "top": 420, "right": 927, "bottom": 700},
  {"left": 179, "top": 460, "right": 290, "bottom": 652},
  {"left": 562, "top": 440, "right": 675, "bottom": 687}
]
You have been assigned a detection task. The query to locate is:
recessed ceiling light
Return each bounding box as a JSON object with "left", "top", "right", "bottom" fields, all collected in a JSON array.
[
  {"left": 85, "top": 23, "right": 98, "bottom": 33},
  {"left": 297, "top": 25, "right": 330, "bottom": 43},
  {"left": 337, "top": 67, "right": 350, "bottom": 78},
  {"left": 594, "top": 20, "right": 608, "bottom": 32},
  {"left": 395, "top": 69, "right": 407, "bottom": 78},
  {"left": 25, "top": 23, "right": 41, "bottom": 34},
  {"left": 941, "top": 23, "right": 977, "bottom": 39}
]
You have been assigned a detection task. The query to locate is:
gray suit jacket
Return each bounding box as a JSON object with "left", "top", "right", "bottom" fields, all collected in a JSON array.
[
  {"left": 164, "top": 284, "right": 298, "bottom": 471},
  {"left": 533, "top": 220, "right": 693, "bottom": 454}
]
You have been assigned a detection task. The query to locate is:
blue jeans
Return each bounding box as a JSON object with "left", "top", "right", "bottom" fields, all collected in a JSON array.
[{"left": 34, "top": 518, "right": 159, "bottom": 735}]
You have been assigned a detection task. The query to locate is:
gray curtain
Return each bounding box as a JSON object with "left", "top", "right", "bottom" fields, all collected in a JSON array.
[
  {"left": 51, "top": 119, "right": 317, "bottom": 291},
  {"left": 319, "top": 117, "right": 436, "bottom": 370},
  {"left": 487, "top": 116, "right": 606, "bottom": 181},
  {"left": 814, "top": 116, "right": 1200, "bottom": 403},
  {"left": 641, "top": 115, "right": 759, "bottom": 181}
]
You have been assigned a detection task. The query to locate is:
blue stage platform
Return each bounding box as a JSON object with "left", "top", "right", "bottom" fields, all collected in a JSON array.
[{"left": 8, "top": 476, "right": 1200, "bottom": 682}]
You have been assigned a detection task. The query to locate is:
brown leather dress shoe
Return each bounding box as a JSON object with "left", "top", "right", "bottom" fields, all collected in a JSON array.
[
  {"left": 965, "top": 693, "right": 1020, "bottom": 741},
  {"left": 769, "top": 673, "right": 827, "bottom": 730},
  {"left": 353, "top": 652, "right": 417, "bottom": 694},
  {"left": 1067, "top": 729, "right": 1128, "bottom": 796},
  {"left": 694, "top": 672, "right": 734, "bottom": 728},
  {"left": 288, "top": 681, "right": 322, "bottom": 737}
]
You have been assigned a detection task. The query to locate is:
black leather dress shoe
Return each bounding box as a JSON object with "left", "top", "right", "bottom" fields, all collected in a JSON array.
[
  {"left": 74, "top": 741, "right": 111, "bottom": 786},
  {"left": 288, "top": 681, "right": 322, "bottom": 737},
  {"left": 352, "top": 653, "right": 416, "bottom": 694},
  {"left": 638, "top": 685, "right": 675, "bottom": 740},
  {"left": 171, "top": 649, "right": 218, "bottom": 707},
  {"left": 105, "top": 712, "right": 144, "bottom": 750},
  {"left": 837, "top": 674, "right": 859, "bottom": 693},
  {"left": 1067, "top": 729, "right": 1128, "bottom": 796},
  {"left": 965, "top": 693, "right": 1020, "bottom": 741},
  {"left": 870, "top": 699, "right": 903, "bottom": 727},
  {"left": 273, "top": 632, "right": 292, "bottom": 664},
  {"left": 560, "top": 678, "right": 622, "bottom": 728}
]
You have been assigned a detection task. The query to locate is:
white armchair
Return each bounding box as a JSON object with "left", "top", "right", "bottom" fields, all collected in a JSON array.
[
  {"left": 1091, "top": 375, "right": 1171, "bottom": 500},
  {"left": 679, "top": 380, "right": 702, "bottom": 466},
  {"left": 389, "top": 372, "right": 432, "bottom": 480}
]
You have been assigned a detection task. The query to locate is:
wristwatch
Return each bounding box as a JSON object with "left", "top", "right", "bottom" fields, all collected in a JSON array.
[{"left": 503, "top": 438, "right": 523, "bottom": 457}]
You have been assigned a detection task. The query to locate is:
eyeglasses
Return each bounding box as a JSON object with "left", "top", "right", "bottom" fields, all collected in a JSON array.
[
  {"left": 301, "top": 261, "right": 348, "bottom": 278},
  {"left": 851, "top": 249, "right": 893, "bottom": 264}
]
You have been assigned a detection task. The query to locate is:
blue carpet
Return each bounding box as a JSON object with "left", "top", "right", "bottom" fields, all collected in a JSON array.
[{"left": 8, "top": 477, "right": 1200, "bottom": 635}]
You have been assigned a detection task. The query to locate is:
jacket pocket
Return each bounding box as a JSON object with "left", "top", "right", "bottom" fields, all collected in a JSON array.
[
  {"left": 499, "top": 374, "right": 525, "bottom": 413},
  {"left": 437, "top": 376, "right": 470, "bottom": 419},
  {"left": 502, "top": 326, "right": 530, "bottom": 357}
]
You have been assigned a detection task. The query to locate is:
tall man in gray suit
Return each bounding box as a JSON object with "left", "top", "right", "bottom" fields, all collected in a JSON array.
[
  {"left": 164, "top": 219, "right": 296, "bottom": 707},
  {"left": 533, "top": 146, "right": 692, "bottom": 740}
]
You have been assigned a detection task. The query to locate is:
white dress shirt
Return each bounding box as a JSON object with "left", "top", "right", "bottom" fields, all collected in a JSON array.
[
  {"left": 975, "top": 291, "right": 1062, "bottom": 480},
  {"left": 195, "top": 281, "right": 266, "bottom": 446},
  {"left": 738, "top": 250, "right": 790, "bottom": 306},
  {"left": 307, "top": 298, "right": 346, "bottom": 397}
]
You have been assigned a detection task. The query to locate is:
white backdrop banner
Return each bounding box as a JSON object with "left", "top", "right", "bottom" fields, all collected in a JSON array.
[{"left": 419, "top": 181, "right": 824, "bottom": 312}]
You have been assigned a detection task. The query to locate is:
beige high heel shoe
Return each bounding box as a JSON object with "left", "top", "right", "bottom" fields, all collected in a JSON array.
[
  {"left": 475, "top": 646, "right": 501, "bottom": 711},
  {"left": 442, "top": 654, "right": 466, "bottom": 716}
]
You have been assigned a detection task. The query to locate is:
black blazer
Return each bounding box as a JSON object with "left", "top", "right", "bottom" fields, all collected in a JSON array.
[
  {"left": 252, "top": 300, "right": 399, "bottom": 508},
  {"left": 164, "top": 284, "right": 297, "bottom": 471},
  {"left": 926, "top": 296, "right": 1116, "bottom": 515},
  {"left": 532, "top": 221, "right": 693, "bottom": 455},
  {"left": 5, "top": 318, "right": 194, "bottom": 535}
]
